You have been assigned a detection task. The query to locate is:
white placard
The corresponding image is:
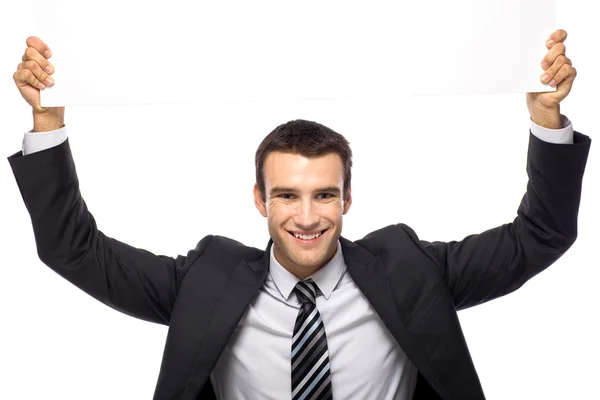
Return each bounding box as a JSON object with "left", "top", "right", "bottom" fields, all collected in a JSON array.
[{"left": 35, "top": 0, "right": 556, "bottom": 107}]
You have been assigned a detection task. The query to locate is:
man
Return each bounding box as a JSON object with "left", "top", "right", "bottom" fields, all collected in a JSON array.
[{"left": 8, "top": 31, "right": 590, "bottom": 400}]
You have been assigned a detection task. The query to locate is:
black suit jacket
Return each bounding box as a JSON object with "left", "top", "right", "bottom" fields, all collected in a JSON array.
[{"left": 8, "top": 130, "right": 590, "bottom": 400}]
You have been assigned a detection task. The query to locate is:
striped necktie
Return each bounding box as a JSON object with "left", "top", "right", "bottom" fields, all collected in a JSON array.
[{"left": 291, "top": 279, "right": 333, "bottom": 400}]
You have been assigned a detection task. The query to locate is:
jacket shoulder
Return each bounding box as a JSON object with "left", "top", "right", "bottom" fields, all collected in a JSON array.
[
  {"left": 355, "top": 224, "right": 444, "bottom": 275},
  {"left": 200, "top": 235, "right": 264, "bottom": 262},
  {"left": 357, "top": 223, "right": 422, "bottom": 253}
]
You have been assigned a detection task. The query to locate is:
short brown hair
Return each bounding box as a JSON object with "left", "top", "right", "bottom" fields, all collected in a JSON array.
[{"left": 255, "top": 119, "right": 353, "bottom": 202}]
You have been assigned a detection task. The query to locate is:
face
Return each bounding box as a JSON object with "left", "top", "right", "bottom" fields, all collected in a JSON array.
[{"left": 254, "top": 151, "right": 352, "bottom": 279}]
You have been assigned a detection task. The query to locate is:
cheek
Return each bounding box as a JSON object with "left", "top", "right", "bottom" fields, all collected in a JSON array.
[
  {"left": 325, "top": 201, "right": 344, "bottom": 218},
  {"left": 266, "top": 202, "right": 292, "bottom": 224}
]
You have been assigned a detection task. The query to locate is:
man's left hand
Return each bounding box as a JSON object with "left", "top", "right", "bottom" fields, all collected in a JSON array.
[{"left": 526, "top": 29, "right": 577, "bottom": 129}]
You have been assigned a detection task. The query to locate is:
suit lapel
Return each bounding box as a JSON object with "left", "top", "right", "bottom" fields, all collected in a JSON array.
[
  {"left": 183, "top": 243, "right": 271, "bottom": 399},
  {"left": 340, "top": 236, "right": 449, "bottom": 399}
]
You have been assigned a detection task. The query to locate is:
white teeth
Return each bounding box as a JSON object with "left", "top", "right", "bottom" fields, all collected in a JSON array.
[{"left": 293, "top": 231, "right": 322, "bottom": 240}]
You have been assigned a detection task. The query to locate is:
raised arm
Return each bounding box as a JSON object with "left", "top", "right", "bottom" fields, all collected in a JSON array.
[
  {"left": 9, "top": 37, "right": 212, "bottom": 325},
  {"left": 418, "top": 128, "right": 590, "bottom": 310},
  {"left": 418, "top": 30, "right": 591, "bottom": 310}
]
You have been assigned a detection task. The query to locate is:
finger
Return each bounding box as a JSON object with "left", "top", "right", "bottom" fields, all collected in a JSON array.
[
  {"left": 541, "top": 55, "right": 572, "bottom": 84},
  {"left": 549, "top": 64, "right": 577, "bottom": 88},
  {"left": 24, "top": 60, "right": 54, "bottom": 87},
  {"left": 547, "top": 29, "right": 568, "bottom": 48},
  {"left": 14, "top": 68, "right": 44, "bottom": 90},
  {"left": 26, "top": 36, "right": 53, "bottom": 58},
  {"left": 21, "top": 46, "right": 54, "bottom": 75},
  {"left": 14, "top": 63, "right": 50, "bottom": 90},
  {"left": 541, "top": 42, "right": 566, "bottom": 70}
]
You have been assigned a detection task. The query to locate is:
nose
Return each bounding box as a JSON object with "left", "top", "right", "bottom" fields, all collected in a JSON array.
[{"left": 293, "top": 199, "right": 320, "bottom": 231}]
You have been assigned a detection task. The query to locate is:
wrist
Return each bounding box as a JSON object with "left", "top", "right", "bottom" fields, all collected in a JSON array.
[
  {"left": 32, "top": 109, "right": 65, "bottom": 132},
  {"left": 530, "top": 105, "right": 561, "bottom": 129}
]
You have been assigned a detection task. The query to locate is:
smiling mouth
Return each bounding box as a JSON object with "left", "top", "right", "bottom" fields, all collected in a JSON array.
[{"left": 288, "top": 229, "right": 327, "bottom": 241}]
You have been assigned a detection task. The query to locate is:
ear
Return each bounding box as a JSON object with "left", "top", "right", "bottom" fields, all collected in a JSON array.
[
  {"left": 343, "top": 187, "right": 352, "bottom": 215},
  {"left": 254, "top": 184, "right": 267, "bottom": 217}
]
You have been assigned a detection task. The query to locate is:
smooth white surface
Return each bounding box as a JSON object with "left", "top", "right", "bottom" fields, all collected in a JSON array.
[
  {"left": 1, "top": 0, "right": 598, "bottom": 399},
  {"left": 35, "top": 0, "right": 556, "bottom": 107}
]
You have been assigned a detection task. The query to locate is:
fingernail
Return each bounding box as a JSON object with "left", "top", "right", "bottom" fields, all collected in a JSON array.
[
  {"left": 45, "top": 78, "right": 53, "bottom": 85},
  {"left": 549, "top": 80, "right": 557, "bottom": 87},
  {"left": 542, "top": 74, "right": 550, "bottom": 82},
  {"left": 547, "top": 40, "right": 554, "bottom": 47},
  {"left": 38, "top": 82, "right": 46, "bottom": 89},
  {"left": 542, "top": 62, "right": 549, "bottom": 69},
  {"left": 44, "top": 50, "right": 51, "bottom": 57},
  {"left": 45, "top": 66, "right": 52, "bottom": 73}
]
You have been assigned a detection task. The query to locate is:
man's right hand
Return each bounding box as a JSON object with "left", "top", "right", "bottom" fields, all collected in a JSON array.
[{"left": 13, "top": 36, "right": 65, "bottom": 131}]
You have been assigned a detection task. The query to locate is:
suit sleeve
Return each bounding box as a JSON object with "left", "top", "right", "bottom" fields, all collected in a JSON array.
[
  {"left": 417, "top": 130, "right": 591, "bottom": 311},
  {"left": 7, "top": 138, "right": 213, "bottom": 325}
]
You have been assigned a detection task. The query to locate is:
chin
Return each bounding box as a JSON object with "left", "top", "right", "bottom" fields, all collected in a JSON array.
[{"left": 293, "top": 245, "right": 335, "bottom": 267}]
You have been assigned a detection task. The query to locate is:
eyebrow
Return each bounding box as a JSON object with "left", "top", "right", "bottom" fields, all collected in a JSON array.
[{"left": 269, "top": 186, "right": 341, "bottom": 196}]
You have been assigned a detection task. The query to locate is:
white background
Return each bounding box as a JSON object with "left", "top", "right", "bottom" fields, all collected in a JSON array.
[{"left": 0, "top": 1, "right": 598, "bottom": 399}]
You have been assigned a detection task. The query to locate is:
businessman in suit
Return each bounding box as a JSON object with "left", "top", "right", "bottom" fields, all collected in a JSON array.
[{"left": 9, "top": 30, "right": 590, "bottom": 400}]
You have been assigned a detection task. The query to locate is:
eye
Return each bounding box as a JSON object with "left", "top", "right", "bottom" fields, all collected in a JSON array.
[
  {"left": 278, "top": 193, "right": 295, "bottom": 199},
  {"left": 317, "top": 193, "right": 334, "bottom": 199}
]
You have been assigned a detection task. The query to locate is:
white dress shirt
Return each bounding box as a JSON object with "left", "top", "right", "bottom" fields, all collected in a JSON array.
[{"left": 18, "top": 116, "right": 575, "bottom": 399}]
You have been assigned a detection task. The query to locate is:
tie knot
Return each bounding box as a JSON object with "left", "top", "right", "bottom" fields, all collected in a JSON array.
[{"left": 294, "top": 279, "right": 318, "bottom": 305}]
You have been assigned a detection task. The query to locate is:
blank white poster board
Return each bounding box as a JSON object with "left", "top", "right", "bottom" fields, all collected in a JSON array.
[{"left": 35, "top": 0, "right": 556, "bottom": 106}]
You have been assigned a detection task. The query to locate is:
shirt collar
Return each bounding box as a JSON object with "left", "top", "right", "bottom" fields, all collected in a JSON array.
[{"left": 269, "top": 240, "right": 345, "bottom": 301}]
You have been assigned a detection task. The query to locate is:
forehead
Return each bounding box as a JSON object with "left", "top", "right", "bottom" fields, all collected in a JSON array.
[{"left": 263, "top": 151, "right": 344, "bottom": 188}]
